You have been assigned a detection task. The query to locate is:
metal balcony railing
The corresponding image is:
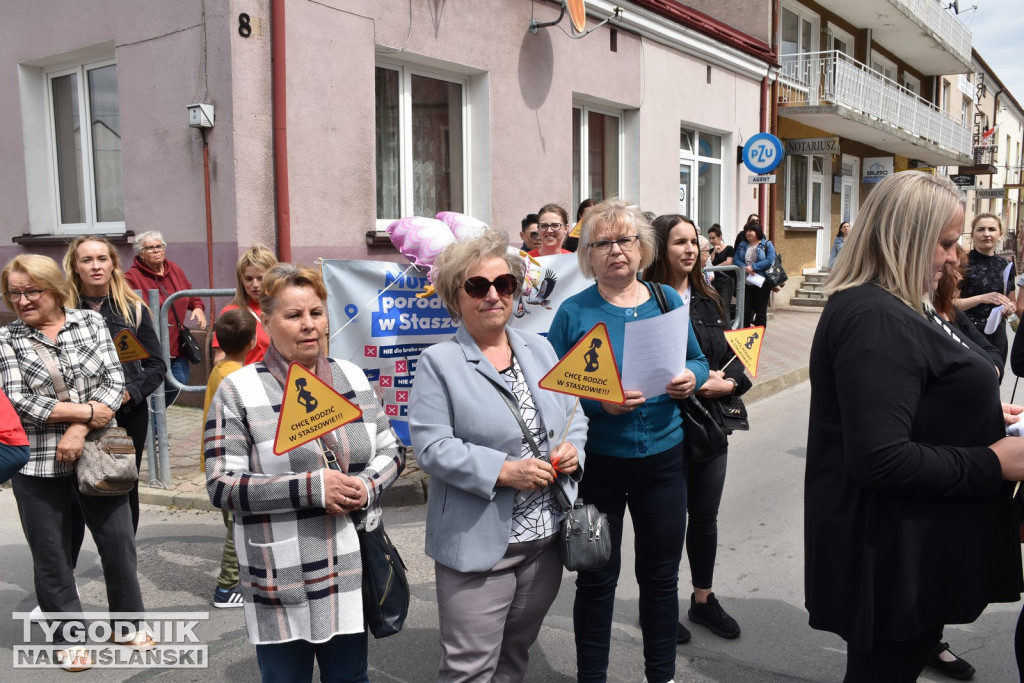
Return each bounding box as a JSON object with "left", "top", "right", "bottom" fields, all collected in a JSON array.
[
  {"left": 778, "top": 50, "right": 973, "bottom": 158},
  {"left": 894, "top": 0, "right": 972, "bottom": 66},
  {"left": 973, "top": 144, "right": 998, "bottom": 166}
]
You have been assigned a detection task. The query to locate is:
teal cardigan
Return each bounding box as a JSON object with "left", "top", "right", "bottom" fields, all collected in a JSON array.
[{"left": 548, "top": 283, "right": 709, "bottom": 458}]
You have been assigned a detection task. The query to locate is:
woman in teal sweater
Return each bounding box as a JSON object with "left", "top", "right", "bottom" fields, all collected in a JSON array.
[{"left": 548, "top": 199, "right": 708, "bottom": 683}]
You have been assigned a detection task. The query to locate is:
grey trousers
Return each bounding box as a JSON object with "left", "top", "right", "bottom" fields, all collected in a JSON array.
[
  {"left": 435, "top": 535, "right": 562, "bottom": 683},
  {"left": 12, "top": 473, "right": 144, "bottom": 643}
]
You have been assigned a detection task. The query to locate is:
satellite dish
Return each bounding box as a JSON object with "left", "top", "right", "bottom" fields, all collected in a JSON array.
[{"left": 567, "top": 0, "right": 587, "bottom": 33}]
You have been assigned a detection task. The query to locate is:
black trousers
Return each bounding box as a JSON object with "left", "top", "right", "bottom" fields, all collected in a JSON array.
[
  {"left": 843, "top": 626, "right": 942, "bottom": 682},
  {"left": 12, "top": 473, "right": 144, "bottom": 643}
]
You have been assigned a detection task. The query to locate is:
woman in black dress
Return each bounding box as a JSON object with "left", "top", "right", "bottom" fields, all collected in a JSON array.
[
  {"left": 956, "top": 212, "right": 1015, "bottom": 365},
  {"left": 806, "top": 171, "right": 1024, "bottom": 681}
]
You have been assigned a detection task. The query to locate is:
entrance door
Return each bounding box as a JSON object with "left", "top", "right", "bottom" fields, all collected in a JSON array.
[{"left": 679, "top": 162, "right": 693, "bottom": 217}]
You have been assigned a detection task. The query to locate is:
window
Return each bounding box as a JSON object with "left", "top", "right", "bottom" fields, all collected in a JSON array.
[
  {"left": 870, "top": 52, "right": 896, "bottom": 82},
  {"left": 678, "top": 127, "right": 723, "bottom": 229},
  {"left": 826, "top": 24, "right": 854, "bottom": 57},
  {"left": 961, "top": 97, "right": 971, "bottom": 125},
  {"left": 902, "top": 74, "right": 920, "bottom": 96},
  {"left": 375, "top": 64, "right": 466, "bottom": 222},
  {"left": 786, "top": 154, "right": 825, "bottom": 225},
  {"left": 46, "top": 59, "right": 124, "bottom": 232},
  {"left": 781, "top": 5, "right": 818, "bottom": 64},
  {"left": 572, "top": 105, "right": 622, "bottom": 209}
]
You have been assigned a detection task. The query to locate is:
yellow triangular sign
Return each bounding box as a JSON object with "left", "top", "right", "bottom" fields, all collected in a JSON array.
[
  {"left": 568, "top": 220, "right": 582, "bottom": 238},
  {"left": 724, "top": 326, "right": 765, "bottom": 378},
  {"left": 113, "top": 328, "right": 150, "bottom": 362},
  {"left": 539, "top": 322, "right": 625, "bottom": 403},
  {"left": 273, "top": 362, "right": 362, "bottom": 455}
]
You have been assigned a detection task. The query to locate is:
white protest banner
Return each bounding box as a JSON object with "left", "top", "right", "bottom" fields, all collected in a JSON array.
[{"left": 322, "top": 253, "right": 588, "bottom": 443}]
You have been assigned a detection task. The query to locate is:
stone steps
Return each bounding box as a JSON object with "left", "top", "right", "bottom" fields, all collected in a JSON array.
[{"left": 790, "top": 272, "right": 828, "bottom": 308}]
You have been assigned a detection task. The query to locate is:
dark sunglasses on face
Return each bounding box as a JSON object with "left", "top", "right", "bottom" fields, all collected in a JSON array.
[{"left": 463, "top": 274, "right": 518, "bottom": 299}]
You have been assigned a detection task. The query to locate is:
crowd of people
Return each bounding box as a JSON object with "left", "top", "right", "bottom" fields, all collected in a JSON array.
[{"left": 2, "top": 184, "right": 1024, "bottom": 681}]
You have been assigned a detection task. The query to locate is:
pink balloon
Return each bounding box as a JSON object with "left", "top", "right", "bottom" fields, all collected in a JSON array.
[
  {"left": 436, "top": 211, "right": 488, "bottom": 241},
  {"left": 386, "top": 217, "right": 456, "bottom": 270}
]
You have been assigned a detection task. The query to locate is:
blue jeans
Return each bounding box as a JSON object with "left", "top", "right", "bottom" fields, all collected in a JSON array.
[
  {"left": 162, "top": 356, "right": 191, "bottom": 408},
  {"left": 255, "top": 632, "right": 368, "bottom": 683},
  {"left": 574, "top": 444, "right": 687, "bottom": 683}
]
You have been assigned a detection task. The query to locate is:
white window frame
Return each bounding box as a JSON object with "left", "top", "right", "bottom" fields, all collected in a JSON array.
[
  {"left": 679, "top": 126, "right": 725, "bottom": 230},
  {"left": 573, "top": 103, "right": 624, "bottom": 209},
  {"left": 826, "top": 24, "right": 854, "bottom": 57},
  {"left": 902, "top": 73, "right": 921, "bottom": 96},
  {"left": 43, "top": 57, "right": 124, "bottom": 235},
  {"left": 870, "top": 51, "right": 897, "bottom": 83},
  {"left": 374, "top": 61, "right": 470, "bottom": 229},
  {"left": 785, "top": 153, "right": 827, "bottom": 228},
  {"left": 780, "top": 2, "right": 820, "bottom": 58}
]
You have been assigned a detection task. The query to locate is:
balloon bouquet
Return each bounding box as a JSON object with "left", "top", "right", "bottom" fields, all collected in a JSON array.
[{"left": 386, "top": 212, "right": 553, "bottom": 310}]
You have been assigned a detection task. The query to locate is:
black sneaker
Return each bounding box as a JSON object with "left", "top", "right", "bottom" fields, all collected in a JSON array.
[
  {"left": 213, "top": 585, "right": 244, "bottom": 608},
  {"left": 928, "top": 642, "right": 975, "bottom": 680},
  {"left": 688, "top": 593, "right": 740, "bottom": 639},
  {"left": 676, "top": 622, "right": 692, "bottom": 644}
]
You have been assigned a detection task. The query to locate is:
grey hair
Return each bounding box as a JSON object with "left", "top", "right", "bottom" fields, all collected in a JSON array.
[
  {"left": 576, "top": 198, "right": 657, "bottom": 279},
  {"left": 432, "top": 229, "right": 525, "bottom": 323},
  {"left": 133, "top": 231, "right": 166, "bottom": 255}
]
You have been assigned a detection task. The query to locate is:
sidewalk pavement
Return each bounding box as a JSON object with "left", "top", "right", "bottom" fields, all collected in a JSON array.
[{"left": 138, "top": 305, "right": 823, "bottom": 512}]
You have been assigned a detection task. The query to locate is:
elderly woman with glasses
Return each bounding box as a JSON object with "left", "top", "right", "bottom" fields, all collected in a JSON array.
[
  {"left": 0, "top": 254, "right": 151, "bottom": 671},
  {"left": 548, "top": 199, "right": 709, "bottom": 683},
  {"left": 124, "top": 230, "right": 206, "bottom": 405},
  {"left": 527, "top": 203, "right": 573, "bottom": 257},
  {"left": 410, "top": 229, "right": 587, "bottom": 682}
]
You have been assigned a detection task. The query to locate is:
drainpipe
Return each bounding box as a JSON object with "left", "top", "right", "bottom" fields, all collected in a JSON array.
[
  {"left": 766, "top": 0, "right": 780, "bottom": 241},
  {"left": 202, "top": 129, "right": 215, "bottom": 313},
  {"left": 272, "top": 0, "right": 292, "bottom": 262},
  {"left": 760, "top": 75, "right": 770, "bottom": 237}
]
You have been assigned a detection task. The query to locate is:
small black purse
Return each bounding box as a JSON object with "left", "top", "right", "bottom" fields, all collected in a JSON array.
[
  {"left": 681, "top": 396, "right": 729, "bottom": 463},
  {"left": 721, "top": 395, "right": 750, "bottom": 432}
]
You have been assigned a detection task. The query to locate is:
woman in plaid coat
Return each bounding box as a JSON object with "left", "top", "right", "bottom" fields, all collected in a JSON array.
[{"left": 204, "top": 264, "right": 404, "bottom": 682}]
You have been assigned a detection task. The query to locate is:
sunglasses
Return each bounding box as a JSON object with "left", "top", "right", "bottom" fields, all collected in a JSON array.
[{"left": 463, "top": 274, "right": 518, "bottom": 298}]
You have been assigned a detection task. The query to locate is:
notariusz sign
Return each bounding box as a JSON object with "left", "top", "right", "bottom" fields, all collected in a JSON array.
[{"left": 785, "top": 137, "right": 840, "bottom": 155}]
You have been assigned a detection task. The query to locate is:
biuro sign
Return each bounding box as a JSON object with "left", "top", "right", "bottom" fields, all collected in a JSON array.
[
  {"left": 539, "top": 323, "right": 625, "bottom": 403},
  {"left": 273, "top": 363, "right": 362, "bottom": 455}
]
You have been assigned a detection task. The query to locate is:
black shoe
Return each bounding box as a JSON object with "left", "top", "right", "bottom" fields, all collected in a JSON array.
[
  {"left": 688, "top": 593, "right": 741, "bottom": 639},
  {"left": 928, "top": 642, "right": 975, "bottom": 680},
  {"left": 676, "top": 622, "right": 692, "bottom": 644}
]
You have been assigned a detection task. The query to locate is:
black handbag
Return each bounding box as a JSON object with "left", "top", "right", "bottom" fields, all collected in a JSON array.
[
  {"left": 157, "top": 282, "right": 203, "bottom": 365},
  {"left": 721, "top": 395, "right": 750, "bottom": 432},
  {"left": 681, "top": 396, "right": 728, "bottom": 463},
  {"left": 321, "top": 441, "right": 410, "bottom": 638},
  {"left": 763, "top": 248, "right": 788, "bottom": 288},
  {"left": 493, "top": 385, "right": 611, "bottom": 572}
]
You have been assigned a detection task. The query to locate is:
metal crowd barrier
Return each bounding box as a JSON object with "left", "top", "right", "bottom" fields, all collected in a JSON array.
[{"left": 702, "top": 264, "right": 745, "bottom": 330}]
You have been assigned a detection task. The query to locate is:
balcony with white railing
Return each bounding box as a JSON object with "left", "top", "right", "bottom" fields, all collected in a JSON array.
[
  {"left": 810, "top": 0, "right": 972, "bottom": 74},
  {"left": 778, "top": 51, "right": 974, "bottom": 165}
]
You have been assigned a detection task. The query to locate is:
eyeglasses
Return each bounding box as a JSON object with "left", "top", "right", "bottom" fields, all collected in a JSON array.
[
  {"left": 527, "top": 232, "right": 539, "bottom": 240},
  {"left": 4, "top": 289, "right": 46, "bottom": 303},
  {"left": 141, "top": 244, "right": 165, "bottom": 252},
  {"left": 539, "top": 223, "right": 565, "bottom": 231},
  {"left": 589, "top": 235, "right": 639, "bottom": 254},
  {"left": 463, "top": 274, "right": 518, "bottom": 299}
]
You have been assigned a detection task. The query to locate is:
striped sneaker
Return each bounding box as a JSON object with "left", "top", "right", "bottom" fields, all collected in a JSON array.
[{"left": 213, "top": 585, "right": 244, "bottom": 608}]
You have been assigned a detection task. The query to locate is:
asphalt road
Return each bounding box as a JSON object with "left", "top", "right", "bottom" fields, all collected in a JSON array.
[{"left": 0, "top": 380, "right": 1021, "bottom": 681}]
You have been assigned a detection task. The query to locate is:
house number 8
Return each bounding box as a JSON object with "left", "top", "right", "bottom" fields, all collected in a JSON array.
[{"left": 238, "top": 13, "right": 252, "bottom": 38}]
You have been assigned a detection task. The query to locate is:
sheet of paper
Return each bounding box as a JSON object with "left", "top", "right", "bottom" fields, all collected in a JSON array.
[
  {"left": 746, "top": 272, "right": 765, "bottom": 287},
  {"left": 621, "top": 302, "right": 689, "bottom": 398},
  {"left": 985, "top": 304, "right": 1004, "bottom": 335},
  {"left": 1003, "top": 262, "right": 1014, "bottom": 295}
]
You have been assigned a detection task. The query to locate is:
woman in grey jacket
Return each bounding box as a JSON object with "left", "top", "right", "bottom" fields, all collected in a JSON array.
[{"left": 410, "top": 229, "right": 587, "bottom": 683}]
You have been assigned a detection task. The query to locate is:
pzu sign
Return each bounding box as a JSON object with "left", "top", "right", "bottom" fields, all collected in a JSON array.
[{"left": 742, "top": 133, "right": 785, "bottom": 175}]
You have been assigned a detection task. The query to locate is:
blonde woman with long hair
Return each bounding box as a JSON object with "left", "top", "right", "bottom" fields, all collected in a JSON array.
[
  {"left": 64, "top": 235, "right": 166, "bottom": 533},
  {"left": 806, "top": 172, "right": 1024, "bottom": 681},
  {"left": 211, "top": 244, "right": 277, "bottom": 365}
]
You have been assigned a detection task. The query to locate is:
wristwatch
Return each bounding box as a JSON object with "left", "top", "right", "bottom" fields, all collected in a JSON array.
[{"left": 724, "top": 378, "right": 738, "bottom": 394}]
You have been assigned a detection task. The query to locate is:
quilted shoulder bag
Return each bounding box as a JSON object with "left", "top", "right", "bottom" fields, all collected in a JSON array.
[
  {"left": 30, "top": 339, "right": 137, "bottom": 495},
  {"left": 492, "top": 383, "right": 611, "bottom": 572},
  {"left": 156, "top": 282, "right": 203, "bottom": 365},
  {"left": 763, "top": 245, "right": 788, "bottom": 288}
]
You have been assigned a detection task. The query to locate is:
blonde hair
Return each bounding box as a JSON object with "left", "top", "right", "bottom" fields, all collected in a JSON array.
[
  {"left": 826, "top": 171, "right": 965, "bottom": 315},
  {"left": 971, "top": 212, "right": 1002, "bottom": 235},
  {"left": 432, "top": 229, "right": 524, "bottom": 323},
  {"left": 259, "top": 263, "right": 327, "bottom": 317},
  {"left": 2, "top": 254, "right": 71, "bottom": 312},
  {"left": 576, "top": 198, "right": 657, "bottom": 279},
  {"left": 234, "top": 244, "right": 278, "bottom": 308},
  {"left": 63, "top": 236, "right": 147, "bottom": 326}
]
